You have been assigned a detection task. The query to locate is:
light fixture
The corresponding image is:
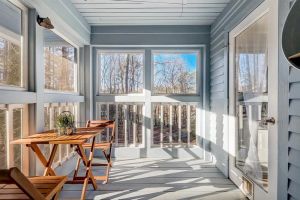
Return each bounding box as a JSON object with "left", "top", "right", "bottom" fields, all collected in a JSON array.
[
  {"left": 282, "top": 0, "right": 300, "bottom": 69},
  {"left": 37, "top": 15, "right": 54, "bottom": 29}
]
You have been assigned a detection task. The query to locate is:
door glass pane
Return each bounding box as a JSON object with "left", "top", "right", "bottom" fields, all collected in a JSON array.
[
  {"left": 0, "top": 109, "right": 7, "bottom": 169},
  {"left": 235, "top": 14, "right": 268, "bottom": 190}
]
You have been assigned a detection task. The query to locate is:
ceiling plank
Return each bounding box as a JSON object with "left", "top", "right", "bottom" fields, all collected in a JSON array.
[{"left": 70, "top": 0, "right": 229, "bottom": 25}]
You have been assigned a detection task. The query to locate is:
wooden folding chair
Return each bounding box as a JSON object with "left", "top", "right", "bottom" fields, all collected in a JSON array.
[
  {"left": 76, "top": 120, "right": 115, "bottom": 184},
  {"left": 0, "top": 167, "right": 67, "bottom": 200}
]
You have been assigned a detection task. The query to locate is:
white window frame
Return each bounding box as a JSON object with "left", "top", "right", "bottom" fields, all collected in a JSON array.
[
  {"left": 44, "top": 29, "right": 79, "bottom": 95},
  {"left": 0, "top": 104, "right": 29, "bottom": 174},
  {"left": 96, "top": 49, "right": 145, "bottom": 96},
  {"left": 0, "top": 0, "right": 28, "bottom": 91},
  {"left": 94, "top": 48, "right": 203, "bottom": 149}
]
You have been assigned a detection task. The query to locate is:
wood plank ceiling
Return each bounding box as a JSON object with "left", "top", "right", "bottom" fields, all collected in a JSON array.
[{"left": 71, "top": 0, "right": 231, "bottom": 25}]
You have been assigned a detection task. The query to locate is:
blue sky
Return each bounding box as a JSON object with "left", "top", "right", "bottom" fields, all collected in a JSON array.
[{"left": 154, "top": 53, "right": 197, "bottom": 71}]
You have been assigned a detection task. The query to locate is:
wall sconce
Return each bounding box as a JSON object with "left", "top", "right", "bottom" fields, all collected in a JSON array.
[{"left": 37, "top": 15, "right": 54, "bottom": 29}]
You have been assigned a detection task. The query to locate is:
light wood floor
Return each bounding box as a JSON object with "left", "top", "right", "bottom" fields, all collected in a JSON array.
[{"left": 60, "top": 158, "right": 246, "bottom": 200}]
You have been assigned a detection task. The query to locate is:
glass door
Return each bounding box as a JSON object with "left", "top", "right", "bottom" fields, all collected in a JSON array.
[
  {"left": 235, "top": 14, "right": 269, "bottom": 189},
  {"left": 228, "top": 1, "right": 278, "bottom": 199}
]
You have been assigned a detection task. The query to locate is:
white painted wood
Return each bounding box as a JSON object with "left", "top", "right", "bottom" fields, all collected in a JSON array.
[
  {"left": 169, "top": 105, "right": 173, "bottom": 144},
  {"left": 187, "top": 105, "right": 191, "bottom": 146},
  {"left": 124, "top": 104, "right": 128, "bottom": 147},
  {"left": 70, "top": 0, "right": 230, "bottom": 25},
  {"left": 23, "top": 0, "right": 90, "bottom": 45},
  {"left": 59, "top": 158, "right": 244, "bottom": 200},
  {"left": 178, "top": 105, "right": 182, "bottom": 144},
  {"left": 115, "top": 103, "right": 119, "bottom": 145},
  {"left": 133, "top": 105, "right": 137, "bottom": 146},
  {"left": 160, "top": 104, "right": 163, "bottom": 148}
]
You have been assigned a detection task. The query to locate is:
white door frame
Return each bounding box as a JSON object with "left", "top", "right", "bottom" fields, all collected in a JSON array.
[{"left": 228, "top": 0, "right": 278, "bottom": 199}]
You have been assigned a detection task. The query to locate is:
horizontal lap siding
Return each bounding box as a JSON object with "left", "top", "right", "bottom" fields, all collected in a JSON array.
[
  {"left": 289, "top": 49, "right": 300, "bottom": 198},
  {"left": 209, "top": 0, "right": 253, "bottom": 176},
  {"left": 209, "top": 0, "right": 265, "bottom": 177},
  {"left": 289, "top": 75, "right": 300, "bottom": 199}
]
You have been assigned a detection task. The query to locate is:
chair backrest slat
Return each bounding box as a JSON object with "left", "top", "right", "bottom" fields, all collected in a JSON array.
[{"left": 0, "top": 167, "right": 44, "bottom": 200}]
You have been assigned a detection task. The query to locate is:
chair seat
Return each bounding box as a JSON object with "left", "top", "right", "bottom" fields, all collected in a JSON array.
[
  {"left": 0, "top": 176, "right": 67, "bottom": 200},
  {"left": 82, "top": 142, "right": 110, "bottom": 150}
]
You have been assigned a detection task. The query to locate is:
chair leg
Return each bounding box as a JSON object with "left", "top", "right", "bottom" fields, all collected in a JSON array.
[
  {"left": 102, "top": 150, "right": 111, "bottom": 184},
  {"left": 104, "top": 163, "right": 110, "bottom": 184},
  {"left": 73, "top": 156, "right": 82, "bottom": 179},
  {"left": 52, "top": 188, "right": 62, "bottom": 200}
]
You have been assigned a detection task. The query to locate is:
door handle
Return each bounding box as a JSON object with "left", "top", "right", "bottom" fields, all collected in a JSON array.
[{"left": 263, "top": 117, "right": 276, "bottom": 125}]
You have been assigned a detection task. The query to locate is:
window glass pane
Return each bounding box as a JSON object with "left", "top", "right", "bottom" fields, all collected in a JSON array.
[
  {"left": 97, "top": 52, "right": 144, "bottom": 94},
  {"left": 153, "top": 52, "right": 198, "bottom": 94},
  {"left": 12, "top": 108, "right": 22, "bottom": 169},
  {"left": 0, "top": 109, "right": 7, "bottom": 169},
  {"left": 44, "top": 30, "right": 77, "bottom": 92},
  {"left": 0, "top": 1, "right": 24, "bottom": 88},
  {"left": 0, "top": 0, "right": 21, "bottom": 35}
]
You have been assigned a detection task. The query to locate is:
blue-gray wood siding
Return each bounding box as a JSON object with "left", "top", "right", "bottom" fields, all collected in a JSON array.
[
  {"left": 279, "top": 0, "right": 298, "bottom": 199},
  {"left": 209, "top": 0, "right": 264, "bottom": 176},
  {"left": 288, "top": 52, "right": 300, "bottom": 199},
  {"left": 91, "top": 25, "right": 211, "bottom": 46}
]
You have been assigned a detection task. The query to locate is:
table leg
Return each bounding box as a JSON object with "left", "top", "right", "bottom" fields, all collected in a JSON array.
[
  {"left": 29, "top": 144, "right": 57, "bottom": 176},
  {"left": 76, "top": 137, "right": 97, "bottom": 200}
]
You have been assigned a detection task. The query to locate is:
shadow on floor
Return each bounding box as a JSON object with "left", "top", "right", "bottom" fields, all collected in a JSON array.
[{"left": 60, "top": 158, "right": 246, "bottom": 200}]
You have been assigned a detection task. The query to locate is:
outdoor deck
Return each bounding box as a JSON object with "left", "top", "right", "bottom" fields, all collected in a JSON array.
[{"left": 59, "top": 158, "right": 246, "bottom": 200}]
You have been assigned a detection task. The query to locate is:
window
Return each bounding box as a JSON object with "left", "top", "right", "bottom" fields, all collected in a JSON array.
[
  {"left": 43, "top": 103, "right": 78, "bottom": 165},
  {"left": 0, "top": 0, "right": 27, "bottom": 88},
  {"left": 95, "top": 49, "right": 201, "bottom": 148},
  {"left": 0, "top": 104, "right": 28, "bottom": 171},
  {"left": 44, "top": 29, "right": 78, "bottom": 93},
  {"left": 153, "top": 51, "right": 199, "bottom": 94},
  {"left": 96, "top": 51, "right": 144, "bottom": 94}
]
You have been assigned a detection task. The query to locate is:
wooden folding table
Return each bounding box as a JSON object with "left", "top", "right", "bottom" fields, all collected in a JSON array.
[{"left": 11, "top": 127, "right": 105, "bottom": 200}]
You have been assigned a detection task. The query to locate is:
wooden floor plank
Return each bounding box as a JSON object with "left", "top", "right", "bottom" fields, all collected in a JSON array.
[{"left": 60, "top": 159, "right": 245, "bottom": 200}]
